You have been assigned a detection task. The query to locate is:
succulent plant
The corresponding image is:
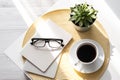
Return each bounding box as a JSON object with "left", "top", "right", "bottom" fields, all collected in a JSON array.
[{"left": 69, "top": 3, "right": 98, "bottom": 27}]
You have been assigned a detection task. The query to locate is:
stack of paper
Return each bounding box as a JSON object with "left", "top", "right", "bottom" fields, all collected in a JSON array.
[{"left": 20, "top": 19, "right": 72, "bottom": 78}]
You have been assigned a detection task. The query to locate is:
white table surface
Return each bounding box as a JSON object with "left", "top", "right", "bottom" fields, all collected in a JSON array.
[
  {"left": 0, "top": 0, "right": 28, "bottom": 80},
  {"left": 0, "top": 0, "right": 55, "bottom": 80},
  {"left": 3, "top": 0, "right": 120, "bottom": 80}
]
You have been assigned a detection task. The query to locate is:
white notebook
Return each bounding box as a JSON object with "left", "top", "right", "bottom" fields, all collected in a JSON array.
[
  {"left": 21, "top": 19, "right": 72, "bottom": 72},
  {"left": 24, "top": 54, "right": 61, "bottom": 78}
]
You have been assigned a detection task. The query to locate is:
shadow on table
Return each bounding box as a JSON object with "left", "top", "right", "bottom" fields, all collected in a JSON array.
[
  {"left": 105, "top": 0, "right": 120, "bottom": 20},
  {"left": 110, "top": 43, "right": 114, "bottom": 58},
  {"left": 100, "top": 42, "right": 114, "bottom": 80},
  {"left": 100, "top": 70, "right": 112, "bottom": 80}
]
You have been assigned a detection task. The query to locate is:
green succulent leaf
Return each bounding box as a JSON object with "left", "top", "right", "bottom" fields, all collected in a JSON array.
[
  {"left": 91, "top": 14, "right": 97, "bottom": 19},
  {"left": 87, "top": 17, "right": 93, "bottom": 22},
  {"left": 84, "top": 21, "right": 89, "bottom": 27},
  {"left": 75, "top": 17, "right": 81, "bottom": 24},
  {"left": 69, "top": 3, "right": 98, "bottom": 27},
  {"left": 79, "top": 21, "right": 83, "bottom": 27},
  {"left": 69, "top": 15, "right": 77, "bottom": 21}
]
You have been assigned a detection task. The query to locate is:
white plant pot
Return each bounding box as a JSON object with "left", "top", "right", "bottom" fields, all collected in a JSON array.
[{"left": 74, "top": 25, "right": 92, "bottom": 32}]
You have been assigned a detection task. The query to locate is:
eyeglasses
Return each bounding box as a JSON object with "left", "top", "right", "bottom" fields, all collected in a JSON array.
[{"left": 30, "top": 38, "right": 64, "bottom": 49}]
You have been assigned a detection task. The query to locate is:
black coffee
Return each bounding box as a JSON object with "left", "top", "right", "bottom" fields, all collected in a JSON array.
[{"left": 77, "top": 44, "right": 96, "bottom": 62}]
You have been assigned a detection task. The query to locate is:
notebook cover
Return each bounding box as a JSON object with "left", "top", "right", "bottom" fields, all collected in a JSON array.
[{"left": 24, "top": 54, "right": 61, "bottom": 78}]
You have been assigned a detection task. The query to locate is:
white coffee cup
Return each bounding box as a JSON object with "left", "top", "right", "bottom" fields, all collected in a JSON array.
[{"left": 76, "top": 42, "right": 99, "bottom": 65}]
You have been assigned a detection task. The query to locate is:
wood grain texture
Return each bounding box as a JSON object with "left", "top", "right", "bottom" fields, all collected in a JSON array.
[
  {"left": 0, "top": 0, "right": 28, "bottom": 80},
  {"left": 0, "top": 55, "right": 29, "bottom": 80},
  {"left": 18, "top": 0, "right": 57, "bottom": 21},
  {"left": 0, "top": 8, "right": 27, "bottom": 29},
  {"left": 0, "top": 29, "right": 26, "bottom": 53},
  {"left": 22, "top": 9, "right": 110, "bottom": 80},
  {"left": 0, "top": 0, "right": 14, "bottom": 7}
]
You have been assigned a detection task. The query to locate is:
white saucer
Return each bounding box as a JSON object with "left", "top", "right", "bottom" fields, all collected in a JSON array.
[{"left": 69, "top": 39, "right": 105, "bottom": 73}]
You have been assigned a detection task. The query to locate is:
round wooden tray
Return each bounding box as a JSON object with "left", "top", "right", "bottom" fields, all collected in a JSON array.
[{"left": 22, "top": 9, "right": 110, "bottom": 80}]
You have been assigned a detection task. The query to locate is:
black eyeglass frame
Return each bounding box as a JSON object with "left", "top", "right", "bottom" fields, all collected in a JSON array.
[{"left": 30, "top": 38, "right": 64, "bottom": 48}]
